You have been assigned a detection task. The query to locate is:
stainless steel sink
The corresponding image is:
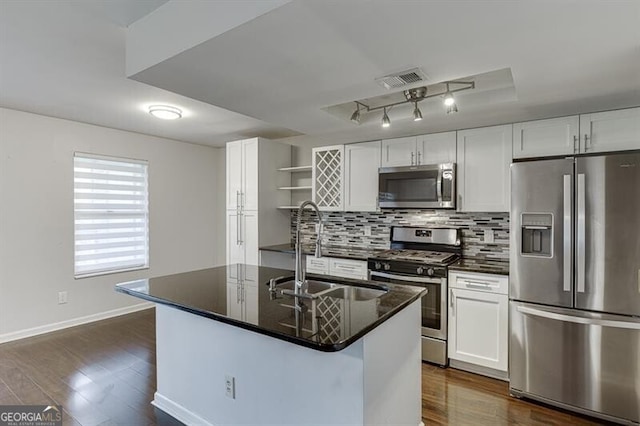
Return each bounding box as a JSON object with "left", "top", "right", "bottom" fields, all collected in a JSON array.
[{"left": 268, "top": 277, "right": 388, "bottom": 301}]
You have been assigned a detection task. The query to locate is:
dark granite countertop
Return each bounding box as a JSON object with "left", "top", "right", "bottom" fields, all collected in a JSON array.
[
  {"left": 260, "top": 243, "right": 384, "bottom": 261},
  {"left": 449, "top": 258, "right": 510, "bottom": 276},
  {"left": 115, "top": 264, "right": 424, "bottom": 352}
]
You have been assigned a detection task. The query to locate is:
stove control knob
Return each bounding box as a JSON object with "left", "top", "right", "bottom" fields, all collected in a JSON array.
[
  {"left": 427, "top": 268, "right": 435, "bottom": 276},
  {"left": 374, "top": 262, "right": 382, "bottom": 270},
  {"left": 383, "top": 263, "right": 391, "bottom": 271},
  {"left": 416, "top": 267, "right": 424, "bottom": 275}
]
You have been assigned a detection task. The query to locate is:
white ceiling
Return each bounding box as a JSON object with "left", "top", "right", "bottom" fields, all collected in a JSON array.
[{"left": 1, "top": 1, "right": 639, "bottom": 148}]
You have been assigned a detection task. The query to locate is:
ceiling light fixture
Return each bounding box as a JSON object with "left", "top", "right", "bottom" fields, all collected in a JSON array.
[
  {"left": 350, "top": 103, "right": 361, "bottom": 124},
  {"left": 381, "top": 108, "right": 391, "bottom": 128},
  {"left": 348, "top": 80, "right": 473, "bottom": 126},
  {"left": 413, "top": 102, "right": 423, "bottom": 121},
  {"left": 148, "top": 105, "right": 182, "bottom": 120}
]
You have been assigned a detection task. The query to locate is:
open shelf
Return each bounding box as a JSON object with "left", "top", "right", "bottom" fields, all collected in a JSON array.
[
  {"left": 278, "top": 165, "right": 312, "bottom": 172},
  {"left": 278, "top": 186, "right": 312, "bottom": 191}
]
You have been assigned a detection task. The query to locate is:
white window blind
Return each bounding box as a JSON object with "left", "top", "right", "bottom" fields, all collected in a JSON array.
[{"left": 74, "top": 153, "right": 149, "bottom": 277}]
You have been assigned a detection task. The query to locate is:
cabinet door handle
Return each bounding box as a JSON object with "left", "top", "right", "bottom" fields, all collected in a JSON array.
[
  {"left": 417, "top": 151, "right": 421, "bottom": 165},
  {"left": 450, "top": 289, "right": 454, "bottom": 316},
  {"left": 573, "top": 135, "right": 578, "bottom": 154},
  {"left": 583, "top": 134, "right": 590, "bottom": 152},
  {"left": 236, "top": 213, "right": 241, "bottom": 245},
  {"left": 236, "top": 191, "right": 241, "bottom": 212},
  {"left": 410, "top": 152, "right": 415, "bottom": 165}
]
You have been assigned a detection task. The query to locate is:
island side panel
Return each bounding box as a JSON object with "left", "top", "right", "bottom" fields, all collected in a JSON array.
[
  {"left": 154, "top": 304, "right": 365, "bottom": 425},
  {"left": 363, "top": 300, "right": 422, "bottom": 426}
]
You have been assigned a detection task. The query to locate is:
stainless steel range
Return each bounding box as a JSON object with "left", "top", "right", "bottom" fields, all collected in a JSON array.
[{"left": 367, "top": 227, "right": 460, "bottom": 366}]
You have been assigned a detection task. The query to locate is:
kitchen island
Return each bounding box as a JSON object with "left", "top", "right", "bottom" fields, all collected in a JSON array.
[{"left": 116, "top": 264, "right": 425, "bottom": 426}]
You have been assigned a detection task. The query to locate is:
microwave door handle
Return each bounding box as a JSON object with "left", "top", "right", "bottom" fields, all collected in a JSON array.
[{"left": 436, "top": 169, "right": 443, "bottom": 205}]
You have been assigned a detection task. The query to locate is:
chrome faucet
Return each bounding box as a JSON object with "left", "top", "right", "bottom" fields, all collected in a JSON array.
[{"left": 295, "top": 200, "right": 323, "bottom": 292}]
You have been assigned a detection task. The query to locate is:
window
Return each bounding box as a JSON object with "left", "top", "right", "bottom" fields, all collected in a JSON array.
[{"left": 74, "top": 153, "right": 149, "bottom": 277}]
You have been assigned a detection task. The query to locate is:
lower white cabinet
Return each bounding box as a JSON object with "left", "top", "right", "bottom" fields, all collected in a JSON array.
[
  {"left": 448, "top": 271, "right": 508, "bottom": 376},
  {"left": 226, "top": 210, "right": 259, "bottom": 266},
  {"left": 306, "top": 256, "right": 368, "bottom": 280}
]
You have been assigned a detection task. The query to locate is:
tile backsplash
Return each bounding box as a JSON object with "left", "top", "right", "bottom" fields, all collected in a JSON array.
[{"left": 291, "top": 210, "right": 510, "bottom": 260}]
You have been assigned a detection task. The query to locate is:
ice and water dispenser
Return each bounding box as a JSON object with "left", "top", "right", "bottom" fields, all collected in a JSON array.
[{"left": 520, "top": 213, "right": 553, "bottom": 257}]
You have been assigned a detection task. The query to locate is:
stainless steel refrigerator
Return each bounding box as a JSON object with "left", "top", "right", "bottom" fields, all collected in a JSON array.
[{"left": 510, "top": 152, "right": 640, "bottom": 425}]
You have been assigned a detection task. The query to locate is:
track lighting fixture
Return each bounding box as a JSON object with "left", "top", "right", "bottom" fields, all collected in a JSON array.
[
  {"left": 381, "top": 108, "right": 391, "bottom": 128},
  {"left": 347, "top": 80, "right": 473, "bottom": 127},
  {"left": 413, "top": 102, "right": 423, "bottom": 121}
]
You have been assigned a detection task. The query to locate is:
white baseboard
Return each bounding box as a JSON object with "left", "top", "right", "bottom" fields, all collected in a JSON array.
[
  {"left": 152, "top": 392, "right": 213, "bottom": 426},
  {"left": 449, "top": 359, "right": 509, "bottom": 381},
  {"left": 0, "top": 302, "right": 153, "bottom": 344}
]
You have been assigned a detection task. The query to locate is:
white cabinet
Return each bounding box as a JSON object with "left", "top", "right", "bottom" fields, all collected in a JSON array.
[
  {"left": 344, "top": 141, "right": 381, "bottom": 212},
  {"left": 448, "top": 272, "right": 509, "bottom": 377},
  {"left": 381, "top": 136, "right": 418, "bottom": 167},
  {"left": 226, "top": 138, "right": 291, "bottom": 266},
  {"left": 579, "top": 107, "right": 640, "bottom": 153},
  {"left": 513, "top": 108, "right": 640, "bottom": 159},
  {"left": 226, "top": 281, "right": 259, "bottom": 325},
  {"left": 312, "top": 145, "right": 345, "bottom": 211},
  {"left": 382, "top": 133, "right": 456, "bottom": 167},
  {"left": 457, "top": 125, "right": 513, "bottom": 212},
  {"left": 513, "top": 116, "right": 579, "bottom": 159},
  {"left": 417, "top": 131, "right": 456, "bottom": 164},
  {"left": 306, "top": 256, "right": 368, "bottom": 280},
  {"left": 328, "top": 258, "right": 368, "bottom": 280}
]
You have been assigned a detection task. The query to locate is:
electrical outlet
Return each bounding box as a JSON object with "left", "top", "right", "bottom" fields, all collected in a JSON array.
[
  {"left": 58, "top": 291, "right": 68, "bottom": 305},
  {"left": 363, "top": 225, "right": 372, "bottom": 237},
  {"left": 483, "top": 230, "right": 495, "bottom": 244},
  {"left": 225, "top": 375, "right": 235, "bottom": 399}
]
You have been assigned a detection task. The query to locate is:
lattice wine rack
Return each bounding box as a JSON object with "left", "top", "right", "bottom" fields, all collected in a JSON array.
[{"left": 312, "top": 145, "right": 344, "bottom": 210}]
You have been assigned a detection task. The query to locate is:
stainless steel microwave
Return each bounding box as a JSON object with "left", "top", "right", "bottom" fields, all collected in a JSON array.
[{"left": 378, "top": 163, "right": 456, "bottom": 209}]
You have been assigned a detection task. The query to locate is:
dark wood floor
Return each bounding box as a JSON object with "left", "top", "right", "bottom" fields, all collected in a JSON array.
[{"left": 0, "top": 309, "right": 605, "bottom": 426}]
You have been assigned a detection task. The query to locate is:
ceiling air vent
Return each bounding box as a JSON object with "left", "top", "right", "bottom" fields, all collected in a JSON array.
[{"left": 375, "top": 67, "right": 428, "bottom": 90}]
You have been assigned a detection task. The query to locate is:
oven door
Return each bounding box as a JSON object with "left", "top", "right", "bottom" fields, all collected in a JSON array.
[
  {"left": 369, "top": 270, "right": 447, "bottom": 340},
  {"left": 378, "top": 164, "right": 455, "bottom": 209}
]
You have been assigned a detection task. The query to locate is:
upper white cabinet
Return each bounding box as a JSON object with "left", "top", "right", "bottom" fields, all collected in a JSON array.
[
  {"left": 513, "top": 116, "right": 579, "bottom": 159},
  {"left": 513, "top": 107, "right": 640, "bottom": 159},
  {"left": 417, "top": 131, "right": 457, "bottom": 164},
  {"left": 312, "top": 145, "right": 345, "bottom": 211},
  {"left": 226, "top": 138, "right": 260, "bottom": 211},
  {"left": 382, "top": 133, "right": 456, "bottom": 167},
  {"left": 344, "top": 141, "right": 381, "bottom": 212},
  {"left": 381, "top": 136, "right": 418, "bottom": 167},
  {"left": 226, "top": 138, "right": 291, "bottom": 265},
  {"left": 580, "top": 107, "right": 640, "bottom": 153},
  {"left": 457, "top": 125, "right": 513, "bottom": 212}
]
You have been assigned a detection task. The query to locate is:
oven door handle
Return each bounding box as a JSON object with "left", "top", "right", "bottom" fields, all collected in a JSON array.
[{"left": 369, "top": 271, "right": 442, "bottom": 284}]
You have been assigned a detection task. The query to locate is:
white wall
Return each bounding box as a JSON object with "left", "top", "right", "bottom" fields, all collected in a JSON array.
[{"left": 0, "top": 108, "right": 226, "bottom": 339}]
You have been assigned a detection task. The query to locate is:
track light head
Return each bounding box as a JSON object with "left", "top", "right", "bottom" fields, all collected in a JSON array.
[
  {"left": 381, "top": 108, "right": 391, "bottom": 128},
  {"left": 350, "top": 107, "right": 361, "bottom": 124},
  {"left": 446, "top": 104, "right": 458, "bottom": 114},
  {"left": 413, "top": 102, "right": 423, "bottom": 121}
]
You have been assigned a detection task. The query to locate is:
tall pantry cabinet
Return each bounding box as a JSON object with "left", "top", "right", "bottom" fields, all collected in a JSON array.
[{"left": 226, "top": 138, "right": 291, "bottom": 266}]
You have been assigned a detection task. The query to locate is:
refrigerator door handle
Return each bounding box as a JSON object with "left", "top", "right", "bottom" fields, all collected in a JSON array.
[
  {"left": 577, "top": 173, "right": 586, "bottom": 293},
  {"left": 563, "top": 174, "right": 572, "bottom": 292},
  {"left": 516, "top": 305, "right": 640, "bottom": 330}
]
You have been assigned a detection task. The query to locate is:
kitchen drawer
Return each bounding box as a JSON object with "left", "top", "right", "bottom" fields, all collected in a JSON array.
[
  {"left": 449, "top": 271, "right": 508, "bottom": 295},
  {"left": 329, "top": 258, "right": 368, "bottom": 280},
  {"left": 306, "top": 256, "right": 329, "bottom": 275}
]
